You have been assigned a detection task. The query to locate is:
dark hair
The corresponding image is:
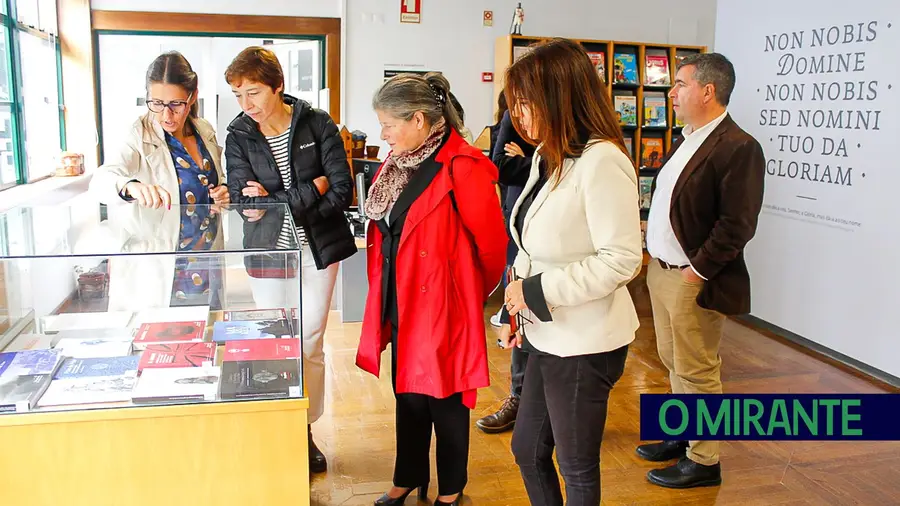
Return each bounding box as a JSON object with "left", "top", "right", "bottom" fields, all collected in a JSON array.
[
  {"left": 449, "top": 92, "right": 465, "bottom": 124},
  {"left": 225, "top": 46, "right": 285, "bottom": 99},
  {"left": 504, "top": 38, "right": 631, "bottom": 186},
  {"left": 678, "top": 52, "right": 736, "bottom": 106},
  {"left": 495, "top": 92, "right": 508, "bottom": 123},
  {"left": 146, "top": 51, "right": 199, "bottom": 118},
  {"left": 372, "top": 72, "right": 464, "bottom": 135}
]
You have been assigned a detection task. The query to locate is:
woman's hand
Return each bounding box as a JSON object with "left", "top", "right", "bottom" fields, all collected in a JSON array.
[
  {"left": 313, "top": 176, "right": 329, "bottom": 195},
  {"left": 242, "top": 181, "right": 269, "bottom": 198},
  {"left": 504, "top": 142, "right": 525, "bottom": 158},
  {"left": 208, "top": 184, "right": 230, "bottom": 205},
  {"left": 497, "top": 324, "right": 521, "bottom": 350},
  {"left": 505, "top": 279, "right": 528, "bottom": 316},
  {"left": 123, "top": 181, "right": 171, "bottom": 209}
]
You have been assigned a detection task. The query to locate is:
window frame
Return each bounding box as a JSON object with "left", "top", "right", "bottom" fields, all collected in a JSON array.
[{"left": 0, "top": 0, "right": 65, "bottom": 190}]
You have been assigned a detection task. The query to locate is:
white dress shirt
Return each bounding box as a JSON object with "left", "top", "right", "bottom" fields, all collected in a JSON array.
[{"left": 646, "top": 110, "right": 728, "bottom": 276}]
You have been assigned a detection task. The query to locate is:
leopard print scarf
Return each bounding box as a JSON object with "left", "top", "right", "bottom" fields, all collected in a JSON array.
[{"left": 364, "top": 117, "right": 447, "bottom": 221}]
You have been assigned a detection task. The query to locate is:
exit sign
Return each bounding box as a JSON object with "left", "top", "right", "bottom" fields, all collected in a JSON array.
[{"left": 401, "top": 0, "right": 421, "bottom": 23}]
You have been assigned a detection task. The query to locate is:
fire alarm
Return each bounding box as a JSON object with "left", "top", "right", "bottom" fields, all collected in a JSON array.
[{"left": 482, "top": 72, "right": 494, "bottom": 82}]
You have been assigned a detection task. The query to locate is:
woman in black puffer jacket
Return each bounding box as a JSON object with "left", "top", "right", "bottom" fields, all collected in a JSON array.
[{"left": 223, "top": 46, "right": 355, "bottom": 477}]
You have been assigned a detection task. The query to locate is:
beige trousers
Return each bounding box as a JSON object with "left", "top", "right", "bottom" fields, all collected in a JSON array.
[{"left": 646, "top": 259, "right": 725, "bottom": 466}]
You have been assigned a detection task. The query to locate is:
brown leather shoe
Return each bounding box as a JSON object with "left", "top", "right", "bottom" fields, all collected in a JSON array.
[{"left": 475, "top": 395, "right": 519, "bottom": 433}]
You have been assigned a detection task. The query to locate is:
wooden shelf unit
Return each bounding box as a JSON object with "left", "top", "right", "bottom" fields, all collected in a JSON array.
[{"left": 493, "top": 35, "right": 706, "bottom": 265}]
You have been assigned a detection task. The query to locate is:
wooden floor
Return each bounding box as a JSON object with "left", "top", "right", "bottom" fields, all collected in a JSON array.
[{"left": 310, "top": 275, "right": 900, "bottom": 505}]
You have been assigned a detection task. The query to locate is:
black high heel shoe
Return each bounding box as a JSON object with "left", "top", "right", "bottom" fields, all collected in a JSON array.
[
  {"left": 433, "top": 491, "right": 462, "bottom": 506},
  {"left": 373, "top": 483, "right": 429, "bottom": 505}
]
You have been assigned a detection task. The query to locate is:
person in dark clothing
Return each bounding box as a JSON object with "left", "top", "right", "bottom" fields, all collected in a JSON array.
[
  {"left": 223, "top": 46, "right": 356, "bottom": 476},
  {"left": 475, "top": 98, "right": 536, "bottom": 435}
]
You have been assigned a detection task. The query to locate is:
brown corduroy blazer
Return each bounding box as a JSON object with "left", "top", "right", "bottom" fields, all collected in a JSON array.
[{"left": 653, "top": 113, "right": 766, "bottom": 316}]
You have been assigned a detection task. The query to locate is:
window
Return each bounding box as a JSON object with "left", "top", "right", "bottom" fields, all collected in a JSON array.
[{"left": 0, "top": 0, "right": 64, "bottom": 189}]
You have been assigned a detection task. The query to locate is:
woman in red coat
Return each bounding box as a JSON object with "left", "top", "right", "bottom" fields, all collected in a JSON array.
[{"left": 356, "top": 72, "right": 506, "bottom": 506}]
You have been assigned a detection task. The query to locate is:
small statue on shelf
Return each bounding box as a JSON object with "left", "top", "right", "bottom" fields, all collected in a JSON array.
[{"left": 510, "top": 3, "right": 524, "bottom": 35}]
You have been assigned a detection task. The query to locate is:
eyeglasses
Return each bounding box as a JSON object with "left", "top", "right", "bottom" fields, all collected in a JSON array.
[{"left": 146, "top": 93, "right": 192, "bottom": 114}]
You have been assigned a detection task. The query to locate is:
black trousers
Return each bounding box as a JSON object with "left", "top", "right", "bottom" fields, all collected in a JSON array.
[
  {"left": 390, "top": 323, "right": 470, "bottom": 496},
  {"left": 511, "top": 345, "right": 629, "bottom": 506},
  {"left": 510, "top": 344, "right": 529, "bottom": 398}
]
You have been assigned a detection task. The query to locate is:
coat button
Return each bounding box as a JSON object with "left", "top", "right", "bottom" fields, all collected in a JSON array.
[
  {"left": 421, "top": 285, "right": 427, "bottom": 292},
  {"left": 420, "top": 250, "right": 427, "bottom": 257}
]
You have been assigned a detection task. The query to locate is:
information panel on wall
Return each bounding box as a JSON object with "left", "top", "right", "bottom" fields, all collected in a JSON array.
[{"left": 715, "top": 0, "right": 900, "bottom": 378}]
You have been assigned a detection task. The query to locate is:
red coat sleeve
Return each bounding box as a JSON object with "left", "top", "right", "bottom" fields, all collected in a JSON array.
[{"left": 450, "top": 156, "right": 508, "bottom": 299}]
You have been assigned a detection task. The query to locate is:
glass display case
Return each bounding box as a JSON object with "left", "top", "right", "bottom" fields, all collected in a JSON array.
[{"left": 0, "top": 202, "right": 305, "bottom": 414}]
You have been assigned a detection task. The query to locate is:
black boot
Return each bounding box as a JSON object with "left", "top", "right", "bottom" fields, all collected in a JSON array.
[
  {"left": 309, "top": 426, "right": 327, "bottom": 474},
  {"left": 635, "top": 440, "right": 688, "bottom": 462},
  {"left": 647, "top": 456, "right": 722, "bottom": 488}
]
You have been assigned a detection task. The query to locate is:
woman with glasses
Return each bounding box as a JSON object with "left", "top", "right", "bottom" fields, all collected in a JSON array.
[
  {"left": 91, "top": 51, "right": 228, "bottom": 210},
  {"left": 89, "top": 51, "right": 229, "bottom": 310},
  {"left": 499, "top": 38, "right": 643, "bottom": 505}
]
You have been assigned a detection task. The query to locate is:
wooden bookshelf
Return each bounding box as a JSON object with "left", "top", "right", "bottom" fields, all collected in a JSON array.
[{"left": 493, "top": 35, "right": 707, "bottom": 265}]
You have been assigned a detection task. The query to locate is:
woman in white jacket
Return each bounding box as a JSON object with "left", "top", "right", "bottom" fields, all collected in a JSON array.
[
  {"left": 498, "top": 38, "right": 643, "bottom": 505},
  {"left": 89, "top": 51, "right": 229, "bottom": 310}
]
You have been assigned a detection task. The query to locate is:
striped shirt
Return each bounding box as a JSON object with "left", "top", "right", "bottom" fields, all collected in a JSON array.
[{"left": 265, "top": 129, "right": 306, "bottom": 248}]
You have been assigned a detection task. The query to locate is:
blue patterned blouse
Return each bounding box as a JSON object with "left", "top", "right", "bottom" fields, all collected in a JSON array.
[{"left": 165, "top": 129, "right": 222, "bottom": 307}]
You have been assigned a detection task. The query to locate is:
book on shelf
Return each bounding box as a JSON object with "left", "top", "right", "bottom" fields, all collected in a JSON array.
[
  {"left": 131, "top": 366, "right": 220, "bottom": 404},
  {"left": 223, "top": 308, "right": 287, "bottom": 322},
  {"left": 131, "top": 306, "right": 211, "bottom": 326},
  {"left": 641, "top": 221, "right": 648, "bottom": 249},
  {"left": 613, "top": 52, "right": 638, "bottom": 84},
  {"left": 133, "top": 321, "right": 207, "bottom": 350},
  {"left": 138, "top": 342, "right": 217, "bottom": 371},
  {"left": 513, "top": 45, "right": 532, "bottom": 61},
  {"left": 586, "top": 51, "right": 606, "bottom": 83},
  {"left": 623, "top": 136, "right": 634, "bottom": 159},
  {"left": 0, "top": 374, "right": 53, "bottom": 413},
  {"left": 54, "top": 337, "right": 133, "bottom": 359},
  {"left": 212, "top": 319, "right": 293, "bottom": 342},
  {"left": 644, "top": 49, "right": 671, "bottom": 86},
  {"left": 641, "top": 138, "right": 665, "bottom": 169},
  {"left": 613, "top": 94, "right": 637, "bottom": 126},
  {"left": 643, "top": 92, "right": 667, "bottom": 127},
  {"left": 219, "top": 359, "right": 302, "bottom": 400},
  {"left": 0, "top": 349, "right": 63, "bottom": 378},
  {"left": 639, "top": 175, "right": 655, "bottom": 210},
  {"left": 2, "top": 333, "right": 55, "bottom": 352},
  {"left": 38, "top": 356, "right": 140, "bottom": 407},
  {"left": 40, "top": 311, "right": 134, "bottom": 333},
  {"left": 220, "top": 338, "right": 301, "bottom": 362}
]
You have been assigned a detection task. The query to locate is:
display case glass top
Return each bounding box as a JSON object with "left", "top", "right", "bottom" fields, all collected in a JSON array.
[{"left": 0, "top": 202, "right": 305, "bottom": 415}]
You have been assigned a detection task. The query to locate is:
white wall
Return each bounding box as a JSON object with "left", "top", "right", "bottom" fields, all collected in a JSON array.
[
  {"left": 90, "top": 0, "right": 341, "bottom": 18},
  {"left": 345, "top": 0, "right": 717, "bottom": 153},
  {"left": 716, "top": 0, "right": 900, "bottom": 379}
]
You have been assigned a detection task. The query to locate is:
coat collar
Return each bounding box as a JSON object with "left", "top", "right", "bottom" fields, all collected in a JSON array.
[{"left": 670, "top": 113, "right": 735, "bottom": 205}]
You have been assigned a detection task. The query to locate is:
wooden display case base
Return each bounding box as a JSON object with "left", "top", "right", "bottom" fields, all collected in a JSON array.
[{"left": 0, "top": 398, "right": 310, "bottom": 506}]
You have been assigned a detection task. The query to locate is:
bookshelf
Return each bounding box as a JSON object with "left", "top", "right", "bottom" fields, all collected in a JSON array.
[{"left": 493, "top": 35, "right": 707, "bottom": 265}]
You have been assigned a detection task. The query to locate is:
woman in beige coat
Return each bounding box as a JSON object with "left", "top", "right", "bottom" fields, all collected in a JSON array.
[{"left": 89, "top": 51, "right": 229, "bottom": 311}]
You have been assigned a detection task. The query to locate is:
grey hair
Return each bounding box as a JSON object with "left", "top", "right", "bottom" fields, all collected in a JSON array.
[
  {"left": 372, "top": 72, "right": 464, "bottom": 134},
  {"left": 678, "top": 52, "right": 736, "bottom": 106}
]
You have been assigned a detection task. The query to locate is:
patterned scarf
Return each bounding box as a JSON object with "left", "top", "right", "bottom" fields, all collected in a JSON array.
[{"left": 365, "top": 117, "right": 447, "bottom": 221}]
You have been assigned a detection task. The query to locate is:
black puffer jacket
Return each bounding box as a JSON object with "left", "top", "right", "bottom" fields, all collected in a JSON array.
[{"left": 225, "top": 95, "right": 356, "bottom": 270}]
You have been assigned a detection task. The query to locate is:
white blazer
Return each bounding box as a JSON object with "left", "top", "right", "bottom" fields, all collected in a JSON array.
[
  {"left": 510, "top": 140, "right": 643, "bottom": 357},
  {"left": 83, "top": 114, "right": 226, "bottom": 311}
]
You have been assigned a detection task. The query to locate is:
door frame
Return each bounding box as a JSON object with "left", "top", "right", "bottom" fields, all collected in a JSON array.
[{"left": 90, "top": 11, "right": 341, "bottom": 120}]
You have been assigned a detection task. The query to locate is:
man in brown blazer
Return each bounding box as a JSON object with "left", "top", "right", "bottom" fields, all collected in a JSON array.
[{"left": 636, "top": 52, "right": 765, "bottom": 488}]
